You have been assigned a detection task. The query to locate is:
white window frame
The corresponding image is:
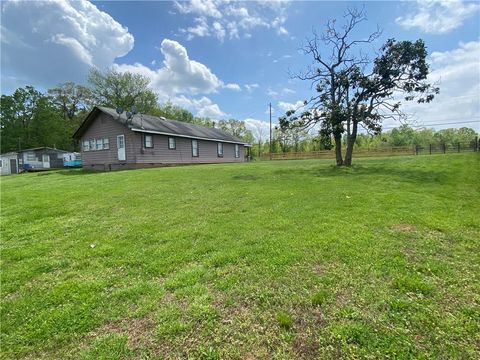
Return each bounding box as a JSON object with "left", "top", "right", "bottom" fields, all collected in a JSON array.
[
  {"left": 103, "top": 138, "right": 109, "bottom": 150},
  {"left": 89, "top": 139, "right": 95, "bottom": 151},
  {"left": 96, "top": 138, "right": 103, "bottom": 150},
  {"left": 217, "top": 142, "right": 224, "bottom": 157},
  {"left": 144, "top": 134, "right": 153, "bottom": 148},
  {"left": 168, "top": 137, "right": 176, "bottom": 150},
  {"left": 192, "top": 139, "right": 199, "bottom": 157},
  {"left": 235, "top": 144, "right": 240, "bottom": 158},
  {"left": 83, "top": 140, "right": 90, "bottom": 151}
]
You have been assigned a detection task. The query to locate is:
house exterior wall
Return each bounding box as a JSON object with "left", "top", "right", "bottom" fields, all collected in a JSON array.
[
  {"left": 79, "top": 112, "right": 246, "bottom": 170},
  {"left": 80, "top": 112, "right": 136, "bottom": 169},
  {"left": 132, "top": 132, "right": 245, "bottom": 164},
  {"left": 0, "top": 153, "right": 18, "bottom": 175}
]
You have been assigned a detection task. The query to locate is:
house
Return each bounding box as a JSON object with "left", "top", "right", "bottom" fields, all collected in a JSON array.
[
  {"left": 72, "top": 106, "right": 251, "bottom": 170},
  {"left": 18, "top": 147, "right": 71, "bottom": 171},
  {"left": 0, "top": 152, "right": 19, "bottom": 176}
]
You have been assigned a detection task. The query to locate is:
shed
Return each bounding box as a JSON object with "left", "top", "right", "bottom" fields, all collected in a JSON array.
[{"left": 0, "top": 152, "right": 19, "bottom": 176}]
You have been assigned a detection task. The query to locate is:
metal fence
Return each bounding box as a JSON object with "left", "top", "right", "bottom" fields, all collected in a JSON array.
[
  {"left": 258, "top": 139, "right": 479, "bottom": 161},
  {"left": 415, "top": 141, "right": 478, "bottom": 155}
]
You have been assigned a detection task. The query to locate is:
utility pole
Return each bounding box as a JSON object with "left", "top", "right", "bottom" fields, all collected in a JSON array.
[{"left": 269, "top": 102, "right": 272, "bottom": 160}]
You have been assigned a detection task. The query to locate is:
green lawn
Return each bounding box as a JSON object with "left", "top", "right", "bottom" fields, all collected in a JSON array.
[{"left": 1, "top": 154, "right": 479, "bottom": 359}]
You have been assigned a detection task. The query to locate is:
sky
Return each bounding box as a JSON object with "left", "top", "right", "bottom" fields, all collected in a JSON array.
[{"left": 1, "top": 0, "right": 479, "bottom": 139}]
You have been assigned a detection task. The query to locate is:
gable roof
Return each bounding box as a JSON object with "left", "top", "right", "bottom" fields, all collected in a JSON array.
[{"left": 73, "top": 106, "right": 250, "bottom": 145}]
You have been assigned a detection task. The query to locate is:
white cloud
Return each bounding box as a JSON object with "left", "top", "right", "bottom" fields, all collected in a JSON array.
[
  {"left": 244, "top": 118, "right": 270, "bottom": 141},
  {"left": 175, "top": 0, "right": 290, "bottom": 41},
  {"left": 267, "top": 87, "right": 295, "bottom": 98},
  {"left": 174, "top": 0, "right": 222, "bottom": 18},
  {"left": 114, "top": 39, "right": 222, "bottom": 96},
  {"left": 267, "top": 88, "right": 278, "bottom": 97},
  {"left": 245, "top": 83, "right": 259, "bottom": 93},
  {"left": 277, "top": 100, "right": 306, "bottom": 112},
  {"left": 1, "top": 0, "right": 134, "bottom": 90},
  {"left": 181, "top": 17, "right": 210, "bottom": 40},
  {"left": 224, "top": 83, "right": 241, "bottom": 91},
  {"left": 394, "top": 40, "right": 480, "bottom": 131},
  {"left": 212, "top": 21, "right": 226, "bottom": 41},
  {"left": 114, "top": 39, "right": 231, "bottom": 119},
  {"left": 396, "top": 0, "right": 480, "bottom": 34},
  {"left": 173, "top": 95, "right": 227, "bottom": 119}
]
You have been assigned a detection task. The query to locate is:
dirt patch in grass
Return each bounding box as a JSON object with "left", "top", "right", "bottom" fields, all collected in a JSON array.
[
  {"left": 88, "top": 316, "right": 156, "bottom": 349},
  {"left": 392, "top": 224, "right": 417, "bottom": 232},
  {"left": 291, "top": 307, "right": 325, "bottom": 359}
]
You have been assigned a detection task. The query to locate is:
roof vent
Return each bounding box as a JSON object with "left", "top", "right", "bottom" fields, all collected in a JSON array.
[{"left": 159, "top": 116, "right": 166, "bottom": 120}]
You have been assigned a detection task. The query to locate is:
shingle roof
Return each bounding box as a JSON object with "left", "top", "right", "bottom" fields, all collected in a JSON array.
[{"left": 73, "top": 106, "right": 249, "bottom": 145}]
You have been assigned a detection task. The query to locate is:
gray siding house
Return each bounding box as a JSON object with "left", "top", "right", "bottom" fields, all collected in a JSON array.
[{"left": 73, "top": 107, "right": 251, "bottom": 170}]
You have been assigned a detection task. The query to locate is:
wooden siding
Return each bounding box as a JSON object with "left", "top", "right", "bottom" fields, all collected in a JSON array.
[
  {"left": 80, "top": 112, "right": 137, "bottom": 167},
  {"left": 80, "top": 112, "right": 246, "bottom": 169},
  {"left": 132, "top": 133, "right": 245, "bottom": 164}
]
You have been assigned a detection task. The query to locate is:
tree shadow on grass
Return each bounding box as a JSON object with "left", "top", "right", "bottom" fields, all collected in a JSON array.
[
  {"left": 57, "top": 169, "right": 103, "bottom": 176},
  {"left": 273, "top": 164, "right": 445, "bottom": 184}
]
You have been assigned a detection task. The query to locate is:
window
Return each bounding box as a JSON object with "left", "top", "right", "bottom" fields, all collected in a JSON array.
[
  {"left": 83, "top": 140, "right": 90, "bottom": 151},
  {"left": 235, "top": 144, "right": 240, "bottom": 158},
  {"left": 103, "top": 138, "right": 109, "bottom": 150},
  {"left": 96, "top": 138, "right": 103, "bottom": 150},
  {"left": 217, "top": 142, "right": 223, "bottom": 157},
  {"left": 192, "top": 139, "right": 199, "bottom": 157},
  {"left": 168, "top": 137, "right": 176, "bottom": 150},
  {"left": 0, "top": 160, "right": 2, "bottom": 167},
  {"left": 26, "top": 153, "right": 36, "bottom": 162},
  {"left": 144, "top": 134, "right": 153, "bottom": 148},
  {"left": 89, "top": 139, "right": 95, "bottom": 151}
]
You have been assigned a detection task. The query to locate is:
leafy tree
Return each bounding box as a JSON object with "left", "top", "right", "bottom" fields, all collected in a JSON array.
[
  {"left": 151, "top": 102, "right": 195, "bottom": 123},
  {"left": 217, "top": 119, "right": 254, "bottom": 143},
  {"left": 279, "top": 8, "right": 439, "bottom": 166},
  {"left": 0, "top": 86, "right": 69, "bottom": 152},
  {"left": 389, "top": 124, "right": 416, "bottom": 146},
  {"left": 192, "top": 116, "right": 216, "bottom": 128},
  {"left": 48, "top": 82, "right": 92, "bottom": 120},
  {"left": 88, "top": 68, "right": 158, "bottom": 114}
]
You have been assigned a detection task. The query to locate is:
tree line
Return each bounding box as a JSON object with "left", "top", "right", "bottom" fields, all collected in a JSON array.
[
  {"left": 250, "top": 124, "right": 477, "bottom": 158},
  {"left": 0, "top": 69, "right": 254, "bottom": 154}
]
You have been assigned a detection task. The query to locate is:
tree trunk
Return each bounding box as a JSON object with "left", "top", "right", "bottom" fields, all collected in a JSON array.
[
  {"left": 344, "top": 120, "right": 358, "bottom": 166},
  {"left": 334, "top": 133, "right": 344, "bottom": 166}
]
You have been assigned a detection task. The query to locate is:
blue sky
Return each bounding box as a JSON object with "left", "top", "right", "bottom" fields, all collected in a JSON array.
[{"left": 1, "top": 0, "right": 479, "bottom": 137}]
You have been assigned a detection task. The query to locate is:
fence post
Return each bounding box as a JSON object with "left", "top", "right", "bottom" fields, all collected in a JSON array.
[
  {"left": 443, "top": 143, "right": 446, "bottom": 154},
  {"left": 475, "top": 136, "right": 478, "bottom": 152},
  {"left": 457, "top": 142, "right": 460, "bottom": 153},
  {"left": 429, "top": 144, "right": 432, "bottom": 155},
  {"left": 415, "top": 145, "right": 419, "bottom": 155}
]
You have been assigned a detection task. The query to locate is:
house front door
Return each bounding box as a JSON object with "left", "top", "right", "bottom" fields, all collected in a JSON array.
[
  {"left": 10, "top": 159, "right": 17, "bottom": 174},
  {"left": 42, "top": 155, "right": 50, "bottom": 168},
  {"left": 117, "top": 135, "right": 126, "bottom": 161}
]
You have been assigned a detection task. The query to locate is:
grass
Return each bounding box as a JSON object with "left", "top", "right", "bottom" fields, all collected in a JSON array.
[{"left": 1, "top": 153, "right": 479, "bottom": 359}]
